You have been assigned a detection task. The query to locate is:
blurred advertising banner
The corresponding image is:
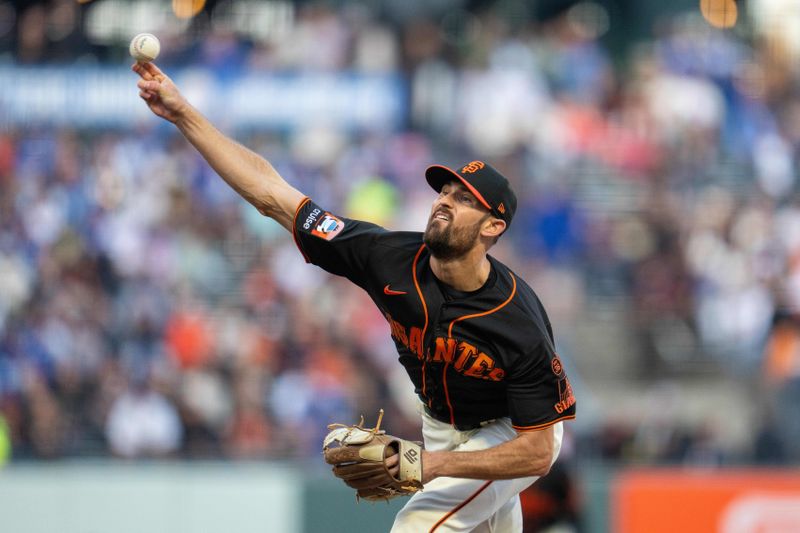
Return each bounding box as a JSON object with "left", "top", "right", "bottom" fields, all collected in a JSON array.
[
  {"left": 613, "top": 469, "right": 800, "bottom": 533},
  {"left": 0, "top": 66, "right": 404, "bottom": 131}
]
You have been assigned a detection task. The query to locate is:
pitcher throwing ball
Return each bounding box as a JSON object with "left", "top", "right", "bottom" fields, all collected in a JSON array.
[{"left": 133, "top": 61, "right": 576, "bottom": 532}]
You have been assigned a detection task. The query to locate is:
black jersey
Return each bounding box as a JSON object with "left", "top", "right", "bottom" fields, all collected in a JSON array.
[{"left": 292, "top": 198, "right": 576, "bottom": 431}]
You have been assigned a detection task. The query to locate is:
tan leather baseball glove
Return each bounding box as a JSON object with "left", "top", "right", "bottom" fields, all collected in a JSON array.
[{"left": 322, "top": 410, "right": 424, "bottom": 501}]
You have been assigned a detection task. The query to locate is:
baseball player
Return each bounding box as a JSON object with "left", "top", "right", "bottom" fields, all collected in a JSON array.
[{"left": 133, "top": 61, "right": 576, "bottom": 532}]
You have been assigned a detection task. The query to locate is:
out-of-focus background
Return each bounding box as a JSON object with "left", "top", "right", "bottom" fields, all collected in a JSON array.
[{"left": 1, "top": 0, "right": 799, "bottom": 531}]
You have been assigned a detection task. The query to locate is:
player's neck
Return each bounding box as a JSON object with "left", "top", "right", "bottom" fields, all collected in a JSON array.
[{"left": 429, "top": 250, "right": 491, "bottom": 292}]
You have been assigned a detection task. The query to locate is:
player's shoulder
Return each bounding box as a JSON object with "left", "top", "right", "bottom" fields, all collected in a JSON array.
[
  {"left": 490, "top": 256, "right": 553, "bottom": 337},
  {"left": 359, "top": 229, "right": 423, "bottom": 265},
  {"left": 489, "top": 256, "right": 540, "bottom": 307},
  {"left": 372, "top": 230, "right": 424, "bottom": 251}
]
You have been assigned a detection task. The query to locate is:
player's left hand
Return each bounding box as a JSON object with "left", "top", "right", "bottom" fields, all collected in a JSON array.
[
  {"left": 384, "top": 449, "right": 400, "bottom": 478},
  {"left": 322, "top": 410, "right": 424, "bottom": 502}
]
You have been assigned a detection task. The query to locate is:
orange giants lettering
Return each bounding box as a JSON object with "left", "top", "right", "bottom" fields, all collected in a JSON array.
[
  {"left": 385, "top": 313, "right": 424, "bottom": 358},
  {"left": 464, "top": 352, "right": 495, "bottom": 378},
  {"left": 433, "top": 337, "right": 457, "bottom": 363},
  {"left": 554, "top": 378, "right": 576, "bottom": 414},
  {"left": 383, "top": 317, "right": 506, "bottom": 382},
  {"left": 454, "top": 341, "right": 478, "bottom": 372},
  {"left": 432, "top": 336, "right": 505, "bottom": 381},
  {"left": 461, "top": 161, "right": 485, "bottom": 174},
  {"left": 487, "top": 368, "right": 505, "bottom": 381},
  {"left": 386, "top": 313, "right": 408, "bottom": 347},
  {"left": 409, "top": 327, "right": 423, "bottom": 359}
]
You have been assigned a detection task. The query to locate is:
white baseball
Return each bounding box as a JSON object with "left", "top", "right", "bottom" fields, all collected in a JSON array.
[{"left": 129, "top": 33, "right": 160, "bottom": 62}]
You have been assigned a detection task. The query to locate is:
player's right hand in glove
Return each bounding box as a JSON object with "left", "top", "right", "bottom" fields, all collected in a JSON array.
[{"left": 322, "top": 410, "right": 424, "bottom": 502}]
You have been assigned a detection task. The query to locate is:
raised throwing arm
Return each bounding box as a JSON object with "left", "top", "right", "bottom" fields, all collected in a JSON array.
[{"left": 132, "top": 61, "right": 305, "bottom": 230}]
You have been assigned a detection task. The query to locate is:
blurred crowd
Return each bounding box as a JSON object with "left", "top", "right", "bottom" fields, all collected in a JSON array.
[{"left": 2, "top": 0, "right": 800, "bottom": 469}]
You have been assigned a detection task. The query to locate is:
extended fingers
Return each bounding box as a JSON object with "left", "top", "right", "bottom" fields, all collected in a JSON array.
[
  {"left": 131, "top": 62, "right": 153, "bottom": 81},
  {"left": 386, "top": 454, "right": 400, "bottom": 477},
  {"left": 143, "top": 61, "right": 165, "bottom": 79},
  {"left": 137, "top": 79, "right": 160, "bottom": 92}
]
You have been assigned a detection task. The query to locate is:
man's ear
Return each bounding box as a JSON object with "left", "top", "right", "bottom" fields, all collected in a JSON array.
[{"left": 481, "top": 217, "right": 507, "bottom": 239}]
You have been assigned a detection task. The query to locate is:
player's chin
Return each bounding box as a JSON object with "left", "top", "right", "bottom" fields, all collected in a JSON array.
[{"left": 423, "top": 224, "right": 440, "bottom": 243}]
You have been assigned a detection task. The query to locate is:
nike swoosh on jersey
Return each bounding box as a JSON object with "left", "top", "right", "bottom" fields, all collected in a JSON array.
[{"left": 383, "top": 285, "right": 407, "bottom": 296}]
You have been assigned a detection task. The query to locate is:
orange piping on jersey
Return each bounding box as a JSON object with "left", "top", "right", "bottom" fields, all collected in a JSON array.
[
  {"left": 442, "top": 272, "right": 516, "bottom": 424},
  {"left": 513, "top": 414, "right": 576, "bottom": 432},
  {"left": 291, "top": 197, "right": 312, "bottom": 263},
  {"left": 447, "top": 272, "right": 517, "bottom": 338},
  {"left": 429, "top": 480, "right": 493, "bottom": 532},
  {"left": 442, "top": 362, "right": 454, "bottom": 425},
  {"left": 412, "top": 244, "right": 430, "bottom": 400}
]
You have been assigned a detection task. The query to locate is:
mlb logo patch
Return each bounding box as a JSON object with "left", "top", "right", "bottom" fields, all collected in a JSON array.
[{"left": 311, "top": 213, "right": 345, "bottom": 240}]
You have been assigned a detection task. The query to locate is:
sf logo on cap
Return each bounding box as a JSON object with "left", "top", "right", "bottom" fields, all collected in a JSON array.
[{"left": 461, "top": 161, "right": 485, "bottom": 174}]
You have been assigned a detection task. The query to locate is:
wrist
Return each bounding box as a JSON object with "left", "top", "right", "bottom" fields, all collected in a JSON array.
[
  {"left": 421, "top": 450, "right": 442, "bottom": 484},
  {"left": 173, "top": 102, "right": 198, "bottom": 128}
]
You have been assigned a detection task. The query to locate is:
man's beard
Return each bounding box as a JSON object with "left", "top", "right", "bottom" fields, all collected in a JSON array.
[{"left": 423, "top": 217, "right": 485, "bottom": 261}]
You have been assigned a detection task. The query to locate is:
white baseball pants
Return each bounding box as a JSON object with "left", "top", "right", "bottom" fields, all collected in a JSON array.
[{"left": 391, "top": 403, "right": 563, "bottom": 533}]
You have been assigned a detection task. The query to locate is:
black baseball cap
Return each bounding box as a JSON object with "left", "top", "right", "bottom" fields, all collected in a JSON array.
[{"left": 425, "top": 161, "right": 517, "bottom": 229}]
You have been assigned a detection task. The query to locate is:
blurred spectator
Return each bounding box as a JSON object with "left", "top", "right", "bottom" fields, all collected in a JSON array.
[
  {"left": 762, "top": 310, "right": 800, "bottom": 461},
  {"left": 223, "top": 370, "right": 273, "bottom": 459},
  {"left": 519, "top": 462, "right": 578, "bottom": 533},
  {"left": 22, "top": 369, "right": 67, "bottom": 458},
  {"left": 105, "top": 370, "right": 182, "bottom": 459}
]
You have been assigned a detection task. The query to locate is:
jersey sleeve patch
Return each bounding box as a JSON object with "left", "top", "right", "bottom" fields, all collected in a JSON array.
[
  {"left": 310, "top": 213, "right": 346, "bottom": 241},
  {"left": 292, "top": 199, "right": 388, "bottom": 287}
]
